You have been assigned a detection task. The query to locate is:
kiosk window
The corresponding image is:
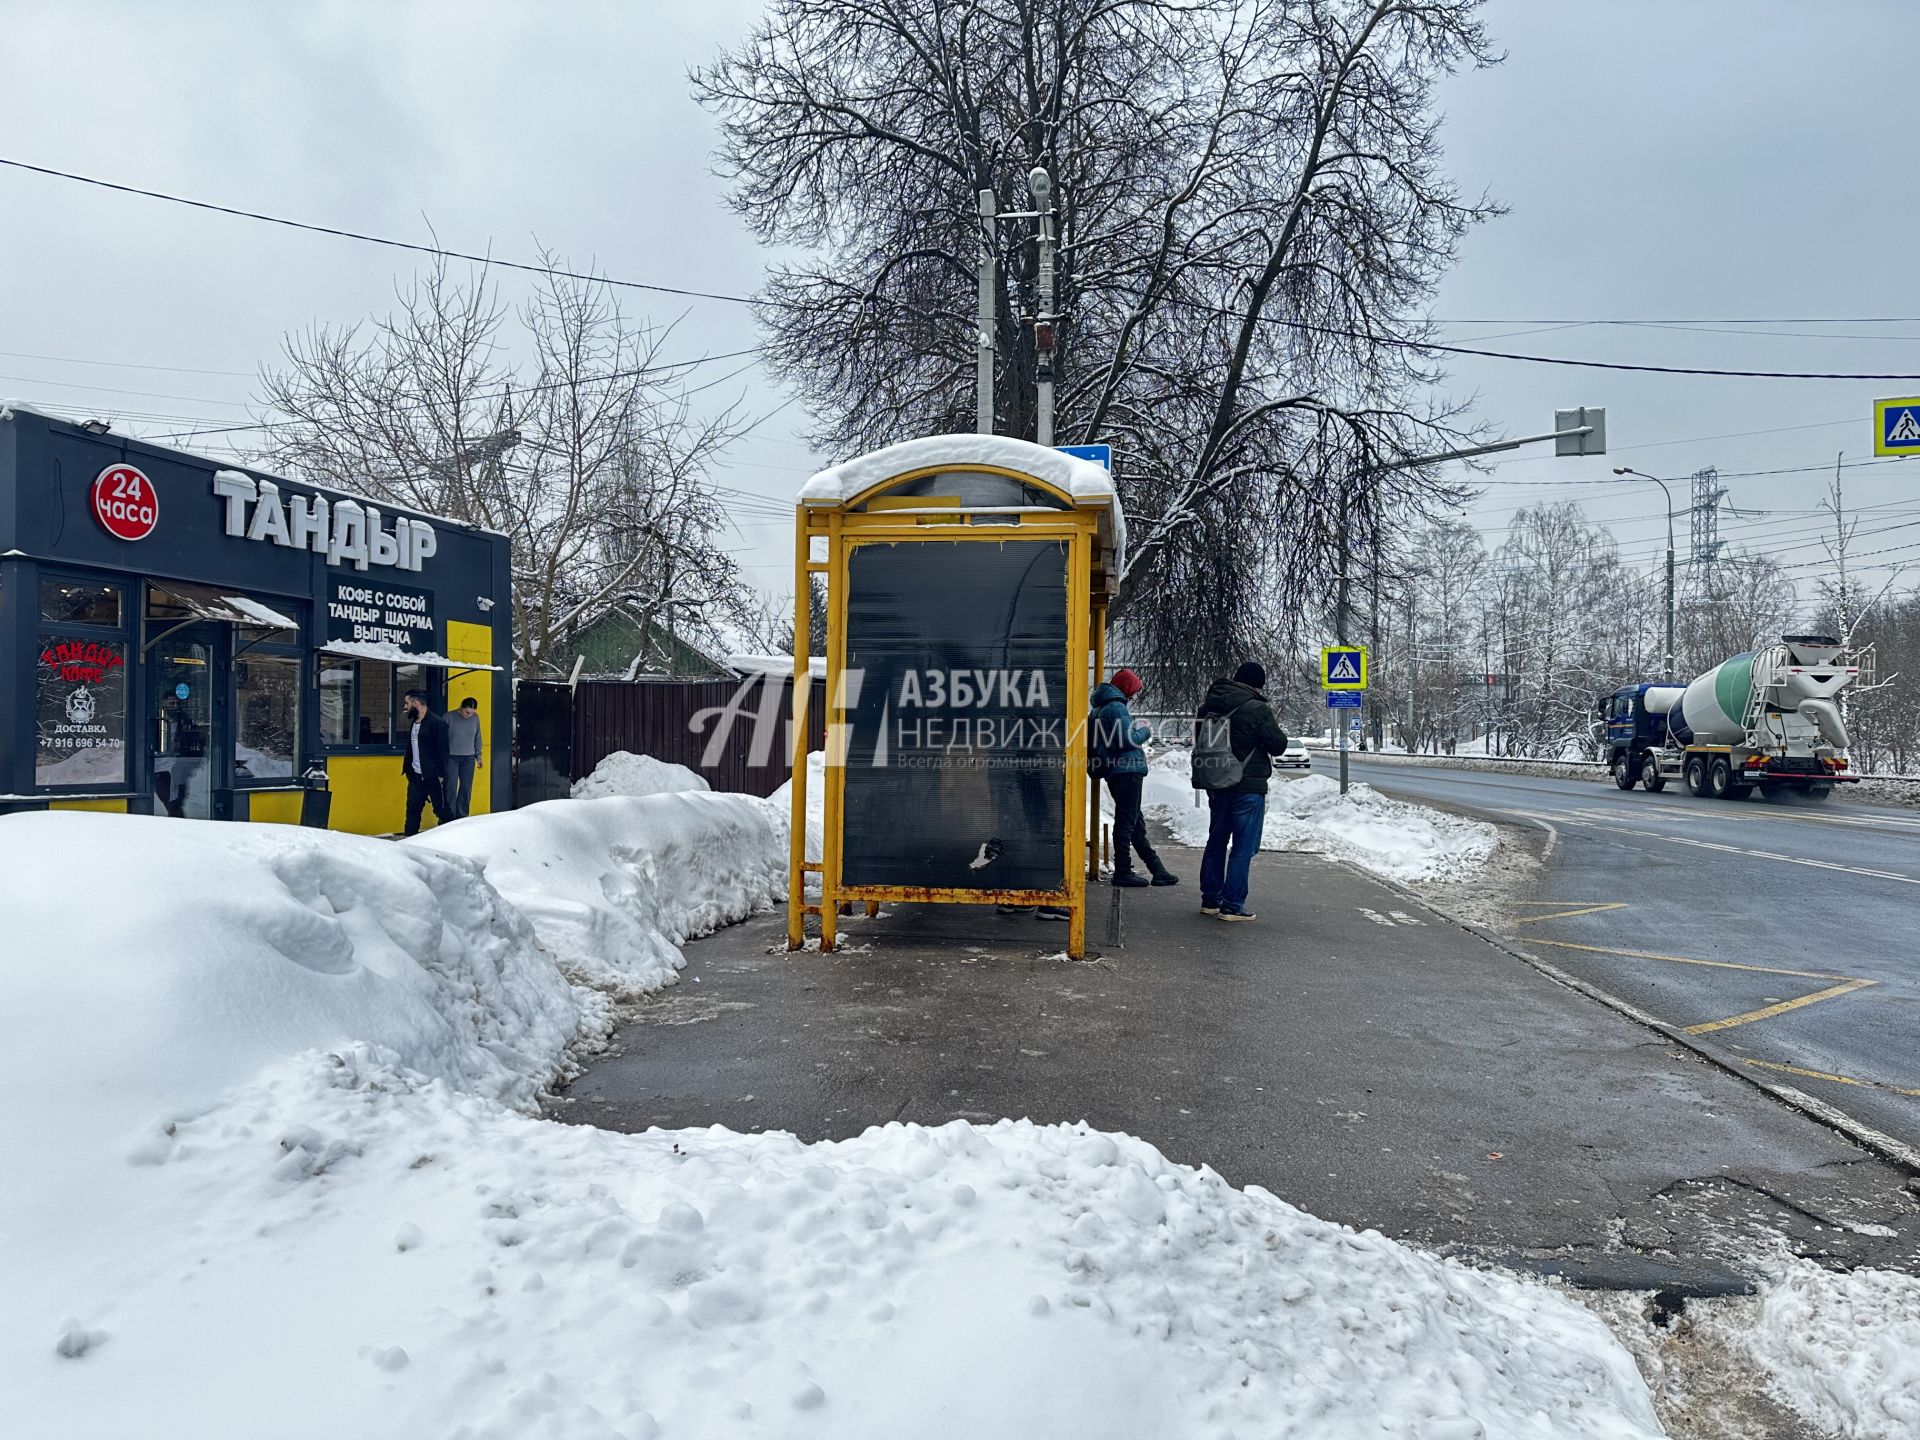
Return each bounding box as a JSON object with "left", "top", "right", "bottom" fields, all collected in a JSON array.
[
  {"left": 318, "top": 658, "right": 443, "bottom": 749},
  {"left": 35, "top": 636, "right": 129, "bottom": 787},
  {"left": 40, "top": 579, "right": 123, "bottom": 627},
  {"left": 319, "top": 662, "right": 353, "bottom": 747},
  {"left": 234, "top": 656, "right": 299, "bottom": 782},
  {"left": 358, "top": 661, "right": 395, "bottom": 745}
]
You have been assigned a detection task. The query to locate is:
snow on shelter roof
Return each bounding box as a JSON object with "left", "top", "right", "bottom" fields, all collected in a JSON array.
[{"left": 800, "top": 434, "right": 1125, "bottom": 568}]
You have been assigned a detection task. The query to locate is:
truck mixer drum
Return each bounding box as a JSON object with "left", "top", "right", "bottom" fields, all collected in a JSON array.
[{"left": 1596, "top": 634, "right": 1862, "bottom": 802}]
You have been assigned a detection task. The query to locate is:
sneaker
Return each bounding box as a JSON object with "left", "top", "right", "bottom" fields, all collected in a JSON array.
[
  {"left": 1150, "top": 870, "right": 1181, "bottom": 887},
  {"left": 1110, "top": 871, "right": 1150, "bottom": 888},
  {"left": 1036, "top": 906, "right": 1071, "bottom": 922},
  {"left": 1200, "top": 901, "right": 1221, "bottom": 916},
  {"left": 1214, "top": 908, "right": 1256, "bottom": 923}
]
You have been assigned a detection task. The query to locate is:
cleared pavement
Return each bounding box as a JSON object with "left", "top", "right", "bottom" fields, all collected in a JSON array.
[
  {"left": 1346, "top": 756, "right": 1920, "bottom": 1154},
  {"left": 555, "top": 850, "right": 1920, "bottom": 1290}
]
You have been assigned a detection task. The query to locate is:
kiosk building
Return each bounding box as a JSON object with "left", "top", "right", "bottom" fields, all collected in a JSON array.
[{"left": 0, "top": 404, "right": 510, "bottom": 832}]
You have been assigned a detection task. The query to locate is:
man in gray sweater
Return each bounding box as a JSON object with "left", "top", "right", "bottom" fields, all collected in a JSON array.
[{"left": 446, "top": 696, "right": 483, "bottom": 818}]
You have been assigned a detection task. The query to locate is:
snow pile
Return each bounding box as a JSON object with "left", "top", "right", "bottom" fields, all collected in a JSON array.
[
  {"left": 801, "top": 433, "right": 1126, "bottom": 562},
  {"left": 1145, "top": 751, "right": 1496, "bottom": 883},
  {"left": 570, "top": 749, "right": 711, "bottom": 801},
  {"left": 0, "top": 804, "right": 1673, "bottom": 1437},
  {"left": 409, "top": 791, "right": 783, "bottom": 993},
  {"left": 1730, "top": 1258, "right": 1920, "bottom": 1439},
  {"left": 767, "top": 747, "right": 826, "bottom": 869},
  {"left": 8, "top": 1056, "right": 1664, "bottom": 1438}
]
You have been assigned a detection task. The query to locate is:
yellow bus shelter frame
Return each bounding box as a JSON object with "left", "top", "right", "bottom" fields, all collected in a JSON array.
[{"left": 788, "top": 460, "right": 1119, "bottom": 960}]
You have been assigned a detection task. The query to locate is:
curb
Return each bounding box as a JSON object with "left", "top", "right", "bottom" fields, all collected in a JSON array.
[{"left": 1350, "top": 862, "right": 1920, "bottom": 1178}]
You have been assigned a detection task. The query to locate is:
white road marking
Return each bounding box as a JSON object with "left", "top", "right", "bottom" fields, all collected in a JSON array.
[
  {"left": 1504, "top": 808, "right": 1920, "bottom": 886},
  {"left": 1357, "top": 908, "right": 1398, "bottom": 927},
  {"left": 1387, "top": 910, "right": 1424, "bottom": 926}
]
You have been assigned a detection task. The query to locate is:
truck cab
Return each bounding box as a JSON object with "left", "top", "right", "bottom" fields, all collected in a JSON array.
[{"left": 1597, "top": 684, "right": 1672, "bottom": 792}]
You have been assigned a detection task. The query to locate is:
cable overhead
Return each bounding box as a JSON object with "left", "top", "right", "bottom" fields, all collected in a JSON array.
[
  {"left": 0, "top": 155, "right": 759, "bottom": 305},
  {"left": 15, "top": 155, "right": 1920, "bottom": 381}
]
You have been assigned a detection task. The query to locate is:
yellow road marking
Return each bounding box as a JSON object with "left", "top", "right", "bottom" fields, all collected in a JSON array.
[
  {"left": 1740, "top": 1057, "right": 1920, "bottom": 1098},
  {"left": 1519, "top": 936, "right": 1851, "bottom": 981},
  {"left": 1684, "top": 978, "right": 1878, "bottom": 1035},
  {"left": 1512, "top": 903, "right": 1629, "bottom": 925}
]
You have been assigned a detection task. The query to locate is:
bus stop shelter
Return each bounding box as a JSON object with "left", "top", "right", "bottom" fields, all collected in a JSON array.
[{"left": 788, "top": 435, "right": 1125, "bottom": 959}]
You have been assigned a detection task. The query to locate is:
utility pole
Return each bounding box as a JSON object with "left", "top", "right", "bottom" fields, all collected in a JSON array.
[
  {"left": 1028, "top": 167, "right": 1057, "bottom": 446},
  {"left": 1336, "top": 478, "right": 1352, "bottom": 795},
  {"left": 1367, "top": 538, "right": 1383, "bottom": 753},
  {"left": 975, "top": 189, "right": 996, "bottom": 434},
  {"left": 1406, "top": 582, "right": 1418, "bottom": 752}
]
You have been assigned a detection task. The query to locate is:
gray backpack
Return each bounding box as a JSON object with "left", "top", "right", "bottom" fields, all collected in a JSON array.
[{"left": 1190, "top": 699, "right": 1254, "bottom": 790}]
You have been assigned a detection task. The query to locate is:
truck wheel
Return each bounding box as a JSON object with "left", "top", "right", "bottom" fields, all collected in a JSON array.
[
  {"left": 1641, "top": 753, "right": 1667, "bottom": 792},
  {"left": 1612, "top": 753, "right": 1638, "bottom": 790},
  {"left": 1684, "top": 754, "right": 1709, "bottom": 797},
  {"left": 1708, "top": 757, "right": 1734, "bottom": 798},
  {"left": 1807, "top": 782, "right": 1834, "bottom": 801}
]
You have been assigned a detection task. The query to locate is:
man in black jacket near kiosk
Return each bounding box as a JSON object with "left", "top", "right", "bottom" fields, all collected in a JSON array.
[{"left": 400, "top": 689, "right": 452, "bottom": 835}]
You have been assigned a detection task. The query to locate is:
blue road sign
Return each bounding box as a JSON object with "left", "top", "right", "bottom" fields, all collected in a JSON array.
[
  {"left": 1876, "top": 397, "right": 1920, "bottom": 456},
  {"left": 1057, "top": 443, "right": 1112, "bottom": 470},
  {"left": 1322, "top": 645, "right": 1367, "bottom": 689},
  {"left": 1326, "top": 690, "right": 1362, "bottom": 708}
]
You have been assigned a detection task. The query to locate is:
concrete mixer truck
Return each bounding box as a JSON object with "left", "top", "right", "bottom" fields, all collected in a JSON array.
[{"left": 1596, "top": 635, "right": 1867, "bottom": 801}]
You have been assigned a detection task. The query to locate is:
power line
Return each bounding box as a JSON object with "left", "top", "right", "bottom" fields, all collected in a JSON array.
[
  {"left": 17, "top": 155, "right": 1920, "bottom": 381},
  {"left": 144, "top": 345, "right": 770, "bottom": 441},
  {"left": 0, "top": 155, "right": 759, "bottom": 305}
]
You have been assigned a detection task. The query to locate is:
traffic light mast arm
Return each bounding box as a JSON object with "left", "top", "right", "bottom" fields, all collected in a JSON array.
[{"left": 1382, "top": 422, "right": 1597, "bottom": 470}]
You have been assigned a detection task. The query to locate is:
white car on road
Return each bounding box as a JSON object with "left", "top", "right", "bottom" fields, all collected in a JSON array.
[{"left": 1276, "top": 740, "right": 1312, "bottom": 770}]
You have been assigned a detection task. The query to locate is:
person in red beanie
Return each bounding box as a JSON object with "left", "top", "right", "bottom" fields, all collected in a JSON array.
[{"left": 1087, "top": 666, "right": 1178, "bottom": 888}]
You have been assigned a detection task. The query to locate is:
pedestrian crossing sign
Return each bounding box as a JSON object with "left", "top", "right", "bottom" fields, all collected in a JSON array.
[
  {"left": 1322, "top": 645, "right": 1368, "bottom": 690},
  {"left": 1874, "top": 396, "right": 1920, "bottom": 455}
]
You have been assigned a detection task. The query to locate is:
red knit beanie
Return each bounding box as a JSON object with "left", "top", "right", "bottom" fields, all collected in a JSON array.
[{"left": 1111, "top": 667, "right": 1144, "bottom": 699}]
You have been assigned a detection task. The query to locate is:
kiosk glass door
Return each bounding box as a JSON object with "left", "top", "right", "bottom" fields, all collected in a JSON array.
[{"left": 151, "top": 628, "right": 218, "bottom": 818}]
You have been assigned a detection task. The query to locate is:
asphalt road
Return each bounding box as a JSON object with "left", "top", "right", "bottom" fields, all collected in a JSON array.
[{"left": 1346, "top": 756, "right": 1920, "bottom": 1152}]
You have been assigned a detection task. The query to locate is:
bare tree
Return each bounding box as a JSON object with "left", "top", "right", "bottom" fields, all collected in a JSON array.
[
  {"left": 734, "top": 577, "right": 828, "bottom": 657},
  {"left": 1673, "top": 549, "right": 1800, "bottom": 679},
  {"left": 695, "top": 0, "right": 1500, "bottom": 699},
  {"left": 1482, "top": 504, "right": 1647, "bottom": 757},
  {"left": 257, "top": 255, "right": 747, "bottom": 673}
]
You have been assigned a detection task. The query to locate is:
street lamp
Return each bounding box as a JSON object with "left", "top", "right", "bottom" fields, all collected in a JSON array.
[{"left": 1612, "top": 466, "right": 1676, "bottom": 681}]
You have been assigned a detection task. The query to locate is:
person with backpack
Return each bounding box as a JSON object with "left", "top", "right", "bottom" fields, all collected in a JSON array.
[
  {"left": 1088, "top": 668, "right": 1179, "bottom": 889},
  {"left": 1190, "top": 661, "right": 1290, "bottom": 921}
]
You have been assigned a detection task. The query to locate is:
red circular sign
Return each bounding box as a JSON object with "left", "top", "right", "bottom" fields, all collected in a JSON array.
[{"left": 90, "top": 464, "right": 159, "bottom": 541}]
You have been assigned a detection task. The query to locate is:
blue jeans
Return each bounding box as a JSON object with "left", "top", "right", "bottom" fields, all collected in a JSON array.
[{"left": 1200, "top": 791, "right": 1265, "bottom": 914}]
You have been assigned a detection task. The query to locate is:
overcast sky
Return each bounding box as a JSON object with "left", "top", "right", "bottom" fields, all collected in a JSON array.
[{"left": 2, "top": 0, "right": 1915, "bottom": 608}]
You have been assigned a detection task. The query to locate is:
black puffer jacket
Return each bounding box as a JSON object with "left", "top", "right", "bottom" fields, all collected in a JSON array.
[{"left": 1197, "top": 678, "right": 1290, "bottom": 794}]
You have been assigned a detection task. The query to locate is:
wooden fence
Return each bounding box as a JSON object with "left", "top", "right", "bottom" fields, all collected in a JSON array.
[{"left": 513, "top": 674, "right": 826, "bottom": 805}]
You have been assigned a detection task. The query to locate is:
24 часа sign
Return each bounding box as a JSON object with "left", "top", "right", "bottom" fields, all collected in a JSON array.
[{"left": 324, "top": 576, "right": 436, "bottom": 651}]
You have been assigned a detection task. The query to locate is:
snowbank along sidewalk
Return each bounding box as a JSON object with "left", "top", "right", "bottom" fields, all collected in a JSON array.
[
  {"left": 5, "top": 771, "right": 1908, "bottom": 1437},
  {"left": 1144, "top": 748, "right": 1497, "bottom": 884}
]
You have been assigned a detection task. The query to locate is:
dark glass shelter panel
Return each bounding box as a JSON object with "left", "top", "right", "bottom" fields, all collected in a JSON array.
[{"left": 841, "top": 539, "right": 1069, "bottom": 891}]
